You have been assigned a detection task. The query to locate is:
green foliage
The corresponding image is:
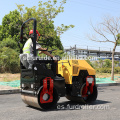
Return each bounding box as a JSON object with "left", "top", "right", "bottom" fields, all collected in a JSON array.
[
  {"left": 48, "top": 46, "right": 64, "bottom": 58},
  {"left": 16, "top": 0, "right": 74, "bottom": 51},
  {"left": 114, "top": 67, "right": 120, "bottom": 73},
  {"left": 86, "top": 59, "right": 94, "bottom": 68},
  {"left": 1, "top": 10, "right": 22, "bottom": 41},
  {"left": 0, "top": 47, "right": 20, "bottom": 73},
  {"left": 0, "top": 0, "right": 74, "bottom": 54},
  {"left": 93, "top": 61, "right": 99, "bottom": 68},
  {"left": 0, "top": 0, "right": 75, "bottom": 73},
  {"left": 96, "top": 67, "right": 120, "bottom": 74},
  {"left": 103, "top": 59, "right": 112, "bottom": 68},
  {"left": 0, "top": 25, "right": 2, "bottom": 40},
  {"left": 86, "top": 58, "right": 120, "bottom": 74},
  {"left": 96, "top": 67, "right": 111, "bottom": 73},
  {"left": 0, "top": 38, "right": 18, "bottom": 51},
  {"left": 98, "top": 58, "right": 103, "bottom": 68},
  {"left": 116, "top": 33, "right": 120, "bottom": 46},
  {"left": 114, "top": 60, "right": 119, "bottom": 67}
]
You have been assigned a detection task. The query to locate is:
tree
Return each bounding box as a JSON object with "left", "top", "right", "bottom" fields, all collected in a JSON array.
[
  {"left": 0, "top": 0, "right": 75, "bottom": 73},
  {"left": 98, "top": 58, "right": 103, "bottom": 68},
  {"left": 1, "top": 10, "right": 22, "bottom": 41},
  {"left": 16, "top": 0, "right": 74, "bottom": 51},
  {"left": 0, "top": 25, "right": 2, "bottom": 40},
  {"left": 0, "top": 38, "right": 18, "bottom": 51},
  {"left": 88, "top": 16, "right": 120, "bottom": 80},
  {"left": 0, "top": 0, "right": 74, "bottom": 55}
]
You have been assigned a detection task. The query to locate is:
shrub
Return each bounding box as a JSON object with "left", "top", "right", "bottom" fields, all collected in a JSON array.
[
  {"left": 0, "top": 38, "right": 19, "bottom": 52},
  {"left": 0, "top": 47, "right": 20, "bottom": 73},
  {"left": 96, "top": 67, "right": 120, "bottom": 74},
  {"left": 96, "top": 67, "right": 111, "bottom": 73},
  {"left": 86, "top": 59, "right": 94, "bottom": 68},
  {"left": 103, "top": 59, "right": 112, "bottom": 68}
]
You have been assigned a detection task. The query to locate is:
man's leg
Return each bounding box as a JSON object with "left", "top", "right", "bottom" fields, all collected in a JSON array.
[
  {"left": 27, "top": 54, "right": 34, "bottom": 69},
  {"left": 51, "top": 61, "right": 57, "bottom": 76}
]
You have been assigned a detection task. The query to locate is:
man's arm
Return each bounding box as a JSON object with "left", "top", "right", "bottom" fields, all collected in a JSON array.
[{"left": 38, "top": 47, "right": 54, "bottom": 58}]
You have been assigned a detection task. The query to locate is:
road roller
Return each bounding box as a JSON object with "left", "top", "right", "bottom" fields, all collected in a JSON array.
[{"left": 19, "top": 18, "right": 98, "bottom": 110}]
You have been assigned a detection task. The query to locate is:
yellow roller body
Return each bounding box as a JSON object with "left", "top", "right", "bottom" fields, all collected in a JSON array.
[{"left": 57, "top": 60, "right": 95, "bottom": 84}]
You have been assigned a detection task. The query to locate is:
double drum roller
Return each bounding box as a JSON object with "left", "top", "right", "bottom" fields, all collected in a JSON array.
[{"left": 19, "top": 18, "right": 98, "bottom": 110}]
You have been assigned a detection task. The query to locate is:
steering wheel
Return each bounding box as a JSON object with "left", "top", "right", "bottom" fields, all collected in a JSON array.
[
  {"left": 48, "top": 49, "right": 57, "bottom": 54},
  {"left": 36, "top": 44, "right": 60, "bottom": 61}
]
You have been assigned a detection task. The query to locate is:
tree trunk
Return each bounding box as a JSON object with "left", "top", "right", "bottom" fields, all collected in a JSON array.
[{"left": 111, "top": 42, "right": 117, "bottom": 80}]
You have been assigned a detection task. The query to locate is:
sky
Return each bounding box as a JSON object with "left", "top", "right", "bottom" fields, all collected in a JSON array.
[{"left": 0, "top": 0, "right": 120, "bottom": 52}]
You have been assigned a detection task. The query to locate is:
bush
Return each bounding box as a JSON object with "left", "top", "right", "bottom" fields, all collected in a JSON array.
[
  {"left": 103, "top": 59, "right": 112, "bottom": 68},
  {"left": 0, "top": 47, "right": 20, "bottom": 73},
  {"left": 96, "top": 67, "right": 120, "bottom": 74},
  {"left": 0, "top": 38, "right": 19, "bottom": 52},
  {"left": 86, "top": 59, "right": 94, "bottom": 68},
  {"left": 114, "top": 67, "right": 120, "bottom": 73},
  {"left": 96, "top": 67, "right": 111, "bottom": 73}
]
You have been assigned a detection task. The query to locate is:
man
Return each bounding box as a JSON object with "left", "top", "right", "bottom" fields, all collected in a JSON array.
[{"left": 23, "top": 29, "right": 57, "bottom": 72}]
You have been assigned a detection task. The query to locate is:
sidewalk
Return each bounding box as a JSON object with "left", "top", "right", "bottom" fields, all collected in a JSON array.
[{"left": 0, "top": 85, "right": 20, "bottom": 94}]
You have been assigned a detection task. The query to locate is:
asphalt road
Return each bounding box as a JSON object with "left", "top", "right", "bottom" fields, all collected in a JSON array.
[{"left": 0, "top": 86, "right": 120, "bottom": 120}]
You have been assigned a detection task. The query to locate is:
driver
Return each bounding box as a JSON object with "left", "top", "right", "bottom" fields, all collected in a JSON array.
[{"left": 23, "top": 29, "right": 57, "bottom": 70}]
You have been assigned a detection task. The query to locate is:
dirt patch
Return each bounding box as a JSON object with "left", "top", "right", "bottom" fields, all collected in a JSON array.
[
  {"left": 0, "top": 85, "right": 19, "bottom": 90},
  {"left": 0, "top": 73, "right": 20, "bottom": 82},
  {"left": 0, "top": 73, "right": 120, "bottom": 82},
  {"left": 96, "top": 73, "right": 119, "bottom": 78}
]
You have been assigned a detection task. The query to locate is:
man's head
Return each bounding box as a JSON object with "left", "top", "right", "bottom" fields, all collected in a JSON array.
[{"left": 29, "top": 30, "right": 40, "bottom": 41}]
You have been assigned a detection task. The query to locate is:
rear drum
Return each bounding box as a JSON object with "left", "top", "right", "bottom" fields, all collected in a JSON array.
[{"left": 66, "top": 85, "right": 98, "bottom": 103}]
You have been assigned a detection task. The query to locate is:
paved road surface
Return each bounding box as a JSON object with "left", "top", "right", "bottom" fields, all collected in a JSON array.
[{"left": 0, "top": 86, "right": 120, "bottom": 120}]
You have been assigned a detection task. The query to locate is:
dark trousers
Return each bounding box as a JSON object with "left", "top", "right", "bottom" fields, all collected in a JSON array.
[{"left": 51, "top": 61, "right": 57, "bottom": 76}]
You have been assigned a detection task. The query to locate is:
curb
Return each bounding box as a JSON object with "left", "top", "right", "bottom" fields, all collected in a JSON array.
[
  {"left": 96, "top": 82, "right": 120, "bottom": 87},
  {"left": 0, "top": 89, "right": 20, "bottom": 95},
  {"left": 0, "top": 83, "right": 120, "bottom": 95}
]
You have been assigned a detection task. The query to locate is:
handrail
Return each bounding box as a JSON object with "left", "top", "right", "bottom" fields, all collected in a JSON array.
[{"left": 20, "top": 18, "right": 37, "bottom": 56}]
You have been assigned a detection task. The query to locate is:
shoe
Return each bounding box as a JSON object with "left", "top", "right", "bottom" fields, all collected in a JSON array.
[
  {"left": 28, "top": 64, "right": 32, "bottom": 69},
  {"left": 54, "top": 75, "right": 64, "bottom": 80}
]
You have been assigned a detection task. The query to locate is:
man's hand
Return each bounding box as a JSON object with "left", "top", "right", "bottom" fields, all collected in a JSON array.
[
  {"left": 38, "top": 47, "right": 58, "bottom": 62},
  {"left": 39, "top": 47, "right": 47, "bottom": 51},
  {"left": 43, "top": 48, "right": 47, "bottom": 50}
]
